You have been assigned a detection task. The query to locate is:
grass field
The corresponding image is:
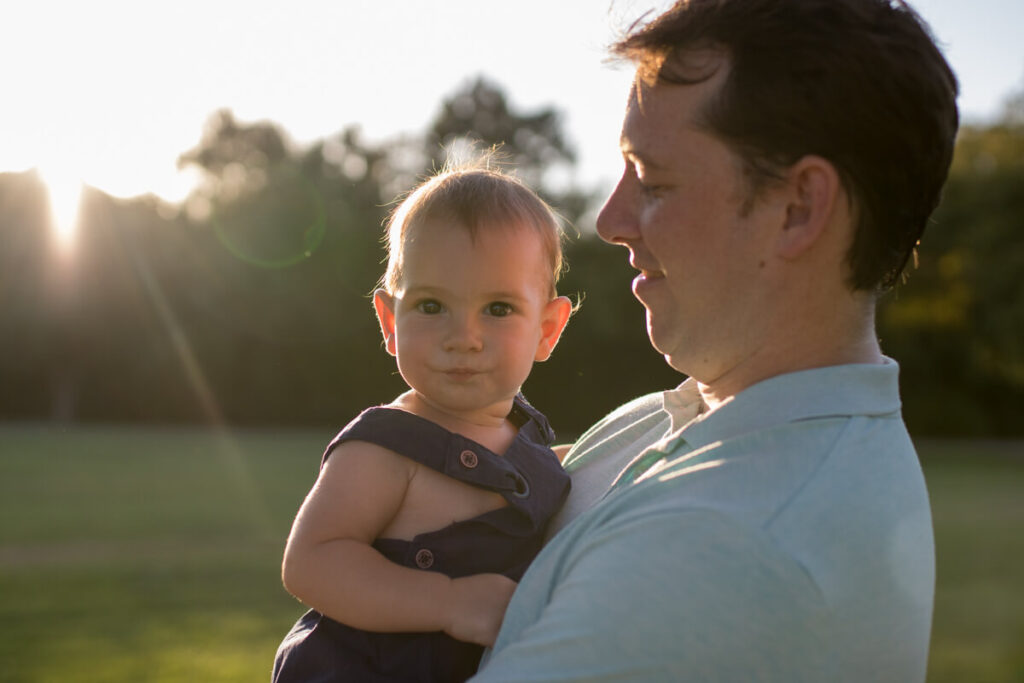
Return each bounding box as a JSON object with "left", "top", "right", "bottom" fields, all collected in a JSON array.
[{"left": 0, "top": 425, "right": 1021, "bottom": 682}]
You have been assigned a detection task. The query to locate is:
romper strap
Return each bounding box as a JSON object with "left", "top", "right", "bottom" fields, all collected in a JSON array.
[
  {"left": 321, "top": 406, "right": 532, "bottom": 498},
  {"left": 509, "top": 393, "right": 557, "bottom": 446}
]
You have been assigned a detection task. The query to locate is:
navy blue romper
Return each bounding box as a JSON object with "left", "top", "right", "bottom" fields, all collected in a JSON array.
[{"left": 272, "top": 394, "right": 570, "bottom": 683}]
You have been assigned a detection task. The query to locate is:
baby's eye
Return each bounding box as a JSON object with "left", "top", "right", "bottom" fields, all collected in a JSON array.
[
  {"left": 416, "top": 299, "right": 443, "bottom": 314},
  {"left": 486, "top": 302, "right": 513, "bottom": 317}
]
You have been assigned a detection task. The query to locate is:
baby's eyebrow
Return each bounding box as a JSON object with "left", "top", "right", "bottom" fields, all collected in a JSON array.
[
  {"left": 484, "top": 291, "right": 528, "bottom": 302},
  {"left": 399, "top": 285, "right": 533, "bottom": 304},
  {"left": 401, "top": 285, "right": 449, "bottom": 297}
]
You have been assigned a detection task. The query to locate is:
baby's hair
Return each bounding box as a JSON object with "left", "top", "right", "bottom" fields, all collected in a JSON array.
[{"left": 380, "top": 157, "right": 565, "bottom": 299}]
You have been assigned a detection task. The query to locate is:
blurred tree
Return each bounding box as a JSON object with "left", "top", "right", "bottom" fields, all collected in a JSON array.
[
  {"left": 169, "top": 113, "right": 405, "bottom": 425},
  {"left": 427, "top": 77, "right": 574, "bottom": 181},
  {"left": 0, "top": 171, "right": 65, "bottom": 419},
  {"left": 878, "top": 92, "right": 1024, "bottom": 435},
  {"left": 425, "top": 77, "right": 598, "bottom": 230},
  {"left": 178, "top": 109, "right": 289, "bottom": 200},
  {"left": 8, "top": 79, "right": 1022, "bottom": 436}
]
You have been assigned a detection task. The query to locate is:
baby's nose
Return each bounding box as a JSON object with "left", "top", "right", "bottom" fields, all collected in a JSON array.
[{"left": 443, "top": 314, "right": 483, "bottom": 352}]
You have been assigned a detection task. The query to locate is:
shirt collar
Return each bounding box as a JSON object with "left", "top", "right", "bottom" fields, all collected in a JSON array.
[
  {"left": 660, "top": 358, "right": 904, "bottom": 452},
  {"left": 661, "top": 379, "right": 706, "bottom": 434}
]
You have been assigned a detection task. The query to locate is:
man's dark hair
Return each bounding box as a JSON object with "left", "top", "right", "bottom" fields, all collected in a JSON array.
[{"left": 612, "top": 0, "right": 959, "bottom": 291}]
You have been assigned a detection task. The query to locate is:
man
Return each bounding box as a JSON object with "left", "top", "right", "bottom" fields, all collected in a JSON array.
[{"left": 472, "top": 0, "right": 958, "bottom": 680}]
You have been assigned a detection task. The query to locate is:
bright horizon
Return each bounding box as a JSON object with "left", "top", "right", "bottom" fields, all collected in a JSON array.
[{"left": 4, "top": 0, "right": 1022, "bottom": 240}]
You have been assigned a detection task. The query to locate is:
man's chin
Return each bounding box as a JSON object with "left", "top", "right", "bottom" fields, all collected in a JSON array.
[
  {"left": 645, "top": 318, "right": 691, "bottom": 376},
  {"left": 646, "top": 322, "right": 673, "bottom": 360}
]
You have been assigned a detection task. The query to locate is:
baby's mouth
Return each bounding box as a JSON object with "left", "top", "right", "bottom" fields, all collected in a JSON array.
[{"left": 444, "top": 368, "right": 481, "bottom": 378}]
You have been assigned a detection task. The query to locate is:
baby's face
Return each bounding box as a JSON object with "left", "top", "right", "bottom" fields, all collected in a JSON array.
[{"left": 381, "top": 220, "right": 557, "bottom": 421}]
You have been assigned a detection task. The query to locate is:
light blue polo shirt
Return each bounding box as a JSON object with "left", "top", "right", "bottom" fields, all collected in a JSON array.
[{"left": 474, "top": 360, "right": 934, "bottom": 682}]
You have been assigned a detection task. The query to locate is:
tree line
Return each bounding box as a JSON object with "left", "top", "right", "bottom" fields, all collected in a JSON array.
[{"left": 1, "top": 77, "right": 1021, "bottom": 436}]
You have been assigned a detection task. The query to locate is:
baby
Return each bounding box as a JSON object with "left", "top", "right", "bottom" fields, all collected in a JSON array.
[{"left": 272, "top": 161, "right": 573, "bottom": 682}]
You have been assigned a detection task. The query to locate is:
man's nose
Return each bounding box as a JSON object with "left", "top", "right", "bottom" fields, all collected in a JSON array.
[{"left": 596, "top": 174, "right": 639, "bottom": 246}]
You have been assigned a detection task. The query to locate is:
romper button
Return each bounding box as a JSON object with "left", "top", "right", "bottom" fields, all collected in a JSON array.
[
  {"left": 459, "top": 449, "right": 478, "bottom": 469},
  {"left": 414, "top": 548, "right": 434, "bottom": 569}
]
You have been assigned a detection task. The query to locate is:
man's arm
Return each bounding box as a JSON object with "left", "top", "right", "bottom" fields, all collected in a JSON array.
[{"left": 472, "top": 509, "right": 824, "bottom": 681}]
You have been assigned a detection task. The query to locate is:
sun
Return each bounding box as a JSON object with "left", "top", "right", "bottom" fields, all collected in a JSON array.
[{"left": 40, "top": 167, "right": 84, "bottom": 253}]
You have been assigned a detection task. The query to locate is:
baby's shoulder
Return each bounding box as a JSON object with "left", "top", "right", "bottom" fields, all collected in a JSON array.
[
  {"left": 321, "top": 405, "right": 420, "bottom": 462},
  {"left": 320, "top": 437, "right": 419, "bottom": 483}
]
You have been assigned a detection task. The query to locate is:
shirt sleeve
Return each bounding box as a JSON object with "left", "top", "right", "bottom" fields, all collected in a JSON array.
[{"left": 471, "top": 508, "right": 827, "bottom": 682}]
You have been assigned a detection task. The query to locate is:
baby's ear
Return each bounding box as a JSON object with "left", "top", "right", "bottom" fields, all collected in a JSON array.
[
  {"left": 372, "top": 289, "right": 398, "bottom": 356},
  {"left": 534, "top": 296, "right": 573, "bottom": 362}
]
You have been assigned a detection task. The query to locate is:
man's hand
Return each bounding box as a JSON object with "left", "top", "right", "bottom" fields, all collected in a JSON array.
[{"left": 444, "top": 573, "right": 518, "bottom": 646}]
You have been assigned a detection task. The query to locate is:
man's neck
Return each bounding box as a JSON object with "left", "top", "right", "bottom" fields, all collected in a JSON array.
[{"left": 696, "top": 297, "right": 883, "bottom": 412}]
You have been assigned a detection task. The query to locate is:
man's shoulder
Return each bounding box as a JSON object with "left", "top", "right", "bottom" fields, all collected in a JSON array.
[
  {"left": 580, "top": 391, "right": 666, "bottom": 437},
  {"left": 585, "top": 407, "right": 922, "bottom": 547},
  {"left": 608, "top": 391, "right": 666, "bottom": 418},
  {"left": 564, "top": 391, "right": 667, "bottom": 464}
]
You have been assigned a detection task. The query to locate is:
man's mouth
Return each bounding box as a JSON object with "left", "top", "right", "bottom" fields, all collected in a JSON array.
[
  {"left": 630, "top": 256, "right": 664, "bottom": 280},
  {"left": 638, "top": 269, "right": 664, "bottom": 280},
  {"left": 632, "top": 267, "right": 666, "bottom": 299},
  {"left": 633, "top": 265, "right": 665, "bottom": 282}
]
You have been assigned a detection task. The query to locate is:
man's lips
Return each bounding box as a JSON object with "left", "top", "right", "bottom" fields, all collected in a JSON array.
[
  {"left": 635, "top": 269, "right": 665, "bottom": 280},
  {"left": 632, "top": 263, "right": 666, "bottom": 284},
  {"left": 629, "top": 256, "right": 664, "bottom": 280},
  {"left": 631, "top": 266, "right": 665, "bottom": 299}
]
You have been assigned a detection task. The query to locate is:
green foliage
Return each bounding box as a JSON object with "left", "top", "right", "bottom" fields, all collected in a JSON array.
[
  {"left": 178, "top": 109, "right": 290, "bottom": 187},
  {"left": 3, "top": 78, "right": 1023, "bottom": 435},
  {"left": 425, "top": 76, "right": 597, "bottom": 229},
  {"left": 426, "top": 77, "right": 574, "bottom": 181},
  {"left": 878, "top": 114, "right": 1024, "bottom": 435},
  {"left": 0, "top": 79, "right": 646, "bottom": 434},
  {"left": 0, "top": 171, "right": 57, "bottom": 418}
]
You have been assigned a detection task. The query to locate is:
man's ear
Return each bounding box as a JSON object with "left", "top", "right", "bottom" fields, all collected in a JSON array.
[
  {"left": 776, "top": 155, "right": 841, "bottom": 260},
  {"left": 372, "top": 288, "right": 398, "bottom": 356},
  {"left": 534, "top": 296, "right": 573, "bottom": 362}
]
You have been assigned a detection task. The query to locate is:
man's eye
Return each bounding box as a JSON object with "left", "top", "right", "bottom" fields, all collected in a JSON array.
[
  {"left": 638, "top": 179, "right": 666, "bottom": 196},
  {"left": 416, "top": 300, "right": 443, "bottom": 314},
  {"left": 486, "top": 302, "right": 513, "bottom": 317}
]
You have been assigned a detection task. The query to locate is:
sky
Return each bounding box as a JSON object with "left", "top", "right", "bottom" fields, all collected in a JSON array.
[{"left": 3, "top": 0, "right": 1022, "bottom": 219}]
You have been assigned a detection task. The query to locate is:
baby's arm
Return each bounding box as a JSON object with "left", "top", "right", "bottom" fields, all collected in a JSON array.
[{"left": 281, "top": 441, "right": 516, "bottom": 646}]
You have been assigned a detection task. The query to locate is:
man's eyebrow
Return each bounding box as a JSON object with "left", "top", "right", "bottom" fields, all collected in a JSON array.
[{"left": 621, "top": 143, "right": 668, "bottom": 171}]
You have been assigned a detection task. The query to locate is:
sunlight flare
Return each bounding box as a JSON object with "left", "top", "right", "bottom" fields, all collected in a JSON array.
[
  {"left": 41, "top": 168, "right": 84, "bottom": 252},
  {"left": 125, "top": 239, "right": 275, "bottom": 534}
]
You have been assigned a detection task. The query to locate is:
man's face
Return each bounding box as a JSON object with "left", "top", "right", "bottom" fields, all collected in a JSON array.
[{"left": 596, "top": 61, "right": 780, "bottom": 382}]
